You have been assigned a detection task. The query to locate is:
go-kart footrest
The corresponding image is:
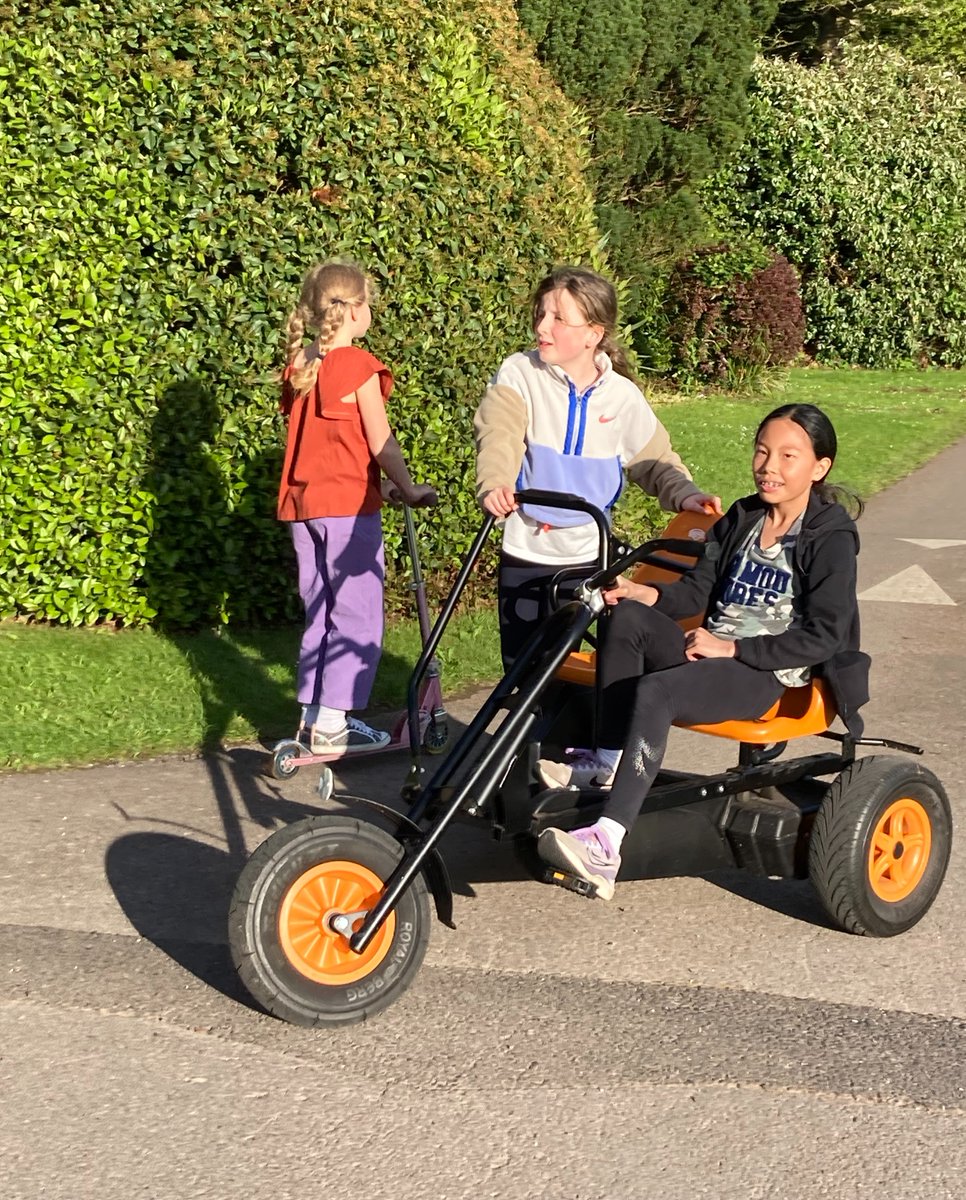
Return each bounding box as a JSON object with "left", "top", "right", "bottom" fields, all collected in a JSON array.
[{"left": 541, "top": 865, "right": 599, "bottom": 898}]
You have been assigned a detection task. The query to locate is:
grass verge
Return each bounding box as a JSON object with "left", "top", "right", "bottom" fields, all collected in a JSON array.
[{"left": 3, "top": 366, "right": 965, "bottom": 771}]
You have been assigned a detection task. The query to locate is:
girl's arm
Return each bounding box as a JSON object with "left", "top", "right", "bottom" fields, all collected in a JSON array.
[
  {"left": 474, "top": 383, "right": 527, "bottom": 514},
  {"left": 625, "top": 419, "right": 722, "bottom": 514},
  {"left": 356, "top": 374, "right": 437, "bottom": 507}
]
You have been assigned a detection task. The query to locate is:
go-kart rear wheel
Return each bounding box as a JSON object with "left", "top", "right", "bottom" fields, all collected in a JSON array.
[
  {"left": 808, "top": 756, "right": 952, "bottom": 937},
  {"left": 228, "top": 815, "right": 431, "bottom": 1026}
]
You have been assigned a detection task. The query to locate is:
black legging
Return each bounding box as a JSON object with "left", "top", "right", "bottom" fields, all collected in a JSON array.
[
  {"left": 498, "top": 552, "right": 598, "bottom": 669},
  {"left": 597, "top": 601, "right": 786, "bottom": 832}
]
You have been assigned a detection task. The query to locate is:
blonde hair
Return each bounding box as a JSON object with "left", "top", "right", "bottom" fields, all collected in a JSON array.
[
  {"left": 282, "top": 259, "right": 372, "bottom": 395},
  {"left": 531, "top": 266, "right": 637, "bottom": 382}
]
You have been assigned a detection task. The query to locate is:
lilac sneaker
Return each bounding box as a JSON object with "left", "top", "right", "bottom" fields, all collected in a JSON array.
[
  {"left": 537, "top": 824, "right": 621, "bottom": 900},
  {"left": 535, "top": 750, "right": 615, "bottom": 791}
]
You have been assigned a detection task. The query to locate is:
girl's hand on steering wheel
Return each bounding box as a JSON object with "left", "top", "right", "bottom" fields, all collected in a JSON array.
[
  {"left": 482, "top": 487, "right": 518, "bottom": 517},
  {"left": 684, "top": 628, "right": 737, "bottom": 660},
  {"left": 682, "top": 492, "right": 723, "bottom": 516},
  {"left": 603, "top": 578, "right": 659, "bottom": 607}
]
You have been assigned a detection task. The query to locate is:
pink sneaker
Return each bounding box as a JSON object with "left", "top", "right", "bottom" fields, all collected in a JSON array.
[{"left": 537, "top": 824, "right": 621, "bottom": 900}]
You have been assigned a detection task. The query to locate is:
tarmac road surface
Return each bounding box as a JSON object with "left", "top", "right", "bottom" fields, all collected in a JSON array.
[{"left": 2, "top": 439, "right": 965, "bottom": 1199}]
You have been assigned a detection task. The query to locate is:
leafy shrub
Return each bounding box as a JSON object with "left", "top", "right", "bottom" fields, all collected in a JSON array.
[
  {"left": 864, "top": 0, "right": 966, "bottom": 72},
  {"left": 0, "top": 0, "right": 601, "bottom": 626},
  {"left": 766, "top": 0, "right": 966, "bottom": 74},
  {"left": 702, "top": 46, "right": 966, "bottom": 366},
  {"left": 665, "top": 241, "right": 805, "bottom": 386}
]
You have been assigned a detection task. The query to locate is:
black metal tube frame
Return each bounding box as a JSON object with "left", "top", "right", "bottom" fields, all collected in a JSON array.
[{"left": 351, "top": 489, "right": 622, "bottom": 954}]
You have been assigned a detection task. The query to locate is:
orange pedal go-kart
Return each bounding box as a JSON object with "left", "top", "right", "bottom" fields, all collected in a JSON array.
[{"left": 228, "top": 492, "right": 953, "bottom": 1026}]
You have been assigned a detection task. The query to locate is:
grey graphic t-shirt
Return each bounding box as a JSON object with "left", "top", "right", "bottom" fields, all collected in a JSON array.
[{"left": 705, "top": 514, "right": 811, "bottom": 688}]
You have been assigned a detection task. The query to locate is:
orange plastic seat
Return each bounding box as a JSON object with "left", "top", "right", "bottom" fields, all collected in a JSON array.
[
  {"left": 684, "top": 677, "right": 836, "bottom": 743},
  {"left": 553, "top": 511, "right": 838, "bottom": 743}
]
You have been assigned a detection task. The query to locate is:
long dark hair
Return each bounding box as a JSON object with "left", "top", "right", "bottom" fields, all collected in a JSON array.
[{"left": 756, "top": 403, "right": 864, "bottom": 517}]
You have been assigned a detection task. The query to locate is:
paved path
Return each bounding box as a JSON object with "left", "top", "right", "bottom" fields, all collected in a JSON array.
[{"left": 2, "top": 440, "right": 966, "bottom": 1199}]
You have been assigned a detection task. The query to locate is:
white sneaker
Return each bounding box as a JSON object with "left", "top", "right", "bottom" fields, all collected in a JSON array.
[
  {"left": 309, "top": 717, "right": 391, "bottom": 756},
  {"left": 536, "top": 753, "right": 615, "bottom": 791}
]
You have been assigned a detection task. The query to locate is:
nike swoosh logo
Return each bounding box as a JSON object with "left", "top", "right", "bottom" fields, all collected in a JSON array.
[{"left": 598, "top": 414, "right": 616, "bottom": 423}]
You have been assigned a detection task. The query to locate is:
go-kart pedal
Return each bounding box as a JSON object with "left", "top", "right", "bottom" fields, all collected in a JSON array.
[{"left": 541, "top": 865, "right": 601, "bottom": 899}]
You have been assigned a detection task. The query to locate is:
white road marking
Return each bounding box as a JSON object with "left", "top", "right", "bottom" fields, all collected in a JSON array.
[
  {"left": 898, "top": 538, "right": 966, "bottom": 550},
  {"left": 859, "top": 565, "right": 956, "bottom": 605}
]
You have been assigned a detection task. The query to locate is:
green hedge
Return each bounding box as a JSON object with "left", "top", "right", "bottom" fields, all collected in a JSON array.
[
  {"left": 0, "top": 0, "right": 601, "bottom": 626},
  {"left": 702, "top": 46, "right": 966, "bottom": 366}
]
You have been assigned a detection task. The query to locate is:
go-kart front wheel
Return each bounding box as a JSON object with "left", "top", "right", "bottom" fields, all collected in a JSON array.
[
  {"left": 229, "top": 815, "right": 430, "bottom": 1026},
  {"left": 808, "top": 756, "right": 952, "bottom": 937}
]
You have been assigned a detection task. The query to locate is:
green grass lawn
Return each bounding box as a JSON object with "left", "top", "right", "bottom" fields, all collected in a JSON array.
[
  {"left": 616, "top": 366, "right": 966, "bottom": 537},
  {"left": 3, "top": 366, "right": 965, "bottom": 771}
]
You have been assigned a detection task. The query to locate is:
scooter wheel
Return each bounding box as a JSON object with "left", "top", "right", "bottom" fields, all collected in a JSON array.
[
  {"left": 317, "top": 767, "right": 335, "bottom": 803},
  {"left": 229, "top": 815, "right": 431, "bottom": 1026},
  {"left": 808, "top": 756, "right": 952, "bottom": 937},
  {"left": 423, "top": 718, "right": 450, "bottom": 755},
  {"left": 269, "top": 741, "right": 303, "bottom": 780}
]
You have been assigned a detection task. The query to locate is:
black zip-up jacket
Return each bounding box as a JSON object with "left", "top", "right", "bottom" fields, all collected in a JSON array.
[{"left": 652, "top": 492, "right": 871, "bottom": 736}]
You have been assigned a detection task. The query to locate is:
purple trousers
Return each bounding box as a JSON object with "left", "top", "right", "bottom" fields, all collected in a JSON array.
[{"left": 290, "top": 513, "right": 385, "bottom": 711}]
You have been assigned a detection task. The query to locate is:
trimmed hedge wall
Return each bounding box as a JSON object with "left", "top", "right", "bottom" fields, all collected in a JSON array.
[
  {"left": 0, "top": 0, "right": 601, "bottom": 626},
  {"left": 702, "top": 46, "right": 966, "bottom": 366}
]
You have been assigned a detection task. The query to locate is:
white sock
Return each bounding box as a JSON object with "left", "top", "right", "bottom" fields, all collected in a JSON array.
[
  {"left": 596, "top": 817, "right": 626, "bottom": 854},
  {"left": 314, "top": 704, "right": 347, "bottom": 733},
  {"left": 301, "top": 704, "right": 320, "bottom": 729},
  {"left": 596, "top": 747, "right": 622, "bottom": 773}
]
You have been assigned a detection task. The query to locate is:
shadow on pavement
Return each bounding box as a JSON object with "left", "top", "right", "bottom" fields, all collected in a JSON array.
[
  {"left": 104, "top": 719, "right": 837, "bottom": 1015},
  {"left": 703, "top": 868, "right": 837, "bottom": 931}
]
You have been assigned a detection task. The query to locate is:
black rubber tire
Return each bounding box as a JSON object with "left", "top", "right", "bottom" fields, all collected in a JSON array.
[
  {"left": 269, "top": 742, "right": 302, "bottom": 781},
  {"left": 808, "top": 756, "right": 952, "bottom": 937},
  {"left": 229, "top": 815, "right": 431, "bottom": 1025}
]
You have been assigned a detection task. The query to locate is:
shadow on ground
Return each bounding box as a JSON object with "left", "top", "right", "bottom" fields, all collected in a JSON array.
[{"left": 105, "top": 708, "right": 835, "bottom": 1013}]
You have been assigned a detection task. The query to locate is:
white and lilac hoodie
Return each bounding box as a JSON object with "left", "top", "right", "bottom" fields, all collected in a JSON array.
[{"left": 474, "top": 350, "right": 702, "bottom": 566}]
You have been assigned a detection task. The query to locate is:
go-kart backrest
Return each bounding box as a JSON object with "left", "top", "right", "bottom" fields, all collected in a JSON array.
[{"left": 626, "top": 508, "right": 718, "bottom": 631}]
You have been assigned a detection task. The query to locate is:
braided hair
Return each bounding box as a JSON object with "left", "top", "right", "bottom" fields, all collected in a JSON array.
[{"left": 282, "top": 260, "right": 371, "bottom": 395}]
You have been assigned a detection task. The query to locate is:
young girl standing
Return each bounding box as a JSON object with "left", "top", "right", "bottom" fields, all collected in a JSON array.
[
  {"left": 536, "top": 403, "right": 870, "bottom": 900},
  {"left": 278, "top": 260, "right": 437, "bottom": 755},
  {"left": 474, "top": 265, "right": 721, "bottom": 668}
]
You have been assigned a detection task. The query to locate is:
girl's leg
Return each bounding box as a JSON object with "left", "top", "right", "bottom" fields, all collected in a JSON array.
[
  {"left": 602, "top": 658, "right": 785, "bottom": 831},
  {"left": 313, "top": 512, "right": 385, "bottom": 712},
  {"left": 596, "top": 600, "right": 689, "bottom": 751},
  {"left": 497, "top": 554, "right": 597, "bottom": 670},
  {"left": 536, "top": 600, "right": 688, "bottom": 788},
  {"left": 539, "top": 658, "right": 784, "bottom": 899},
  {"left": 290, "top": 519, "right": 333, "bottom": 716}
]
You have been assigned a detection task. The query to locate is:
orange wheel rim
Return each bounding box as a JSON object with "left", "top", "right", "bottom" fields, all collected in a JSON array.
[
  {"left": 868, "top": 798, "right": 932, "bottom": 902},
  {"left": 278, "top": 860, "right": 395, "bottom": 985}
]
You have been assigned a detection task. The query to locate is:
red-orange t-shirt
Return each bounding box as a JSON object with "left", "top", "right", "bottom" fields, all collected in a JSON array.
[{"left": 277, "top": 346, "right": 393, "bottom": 521}]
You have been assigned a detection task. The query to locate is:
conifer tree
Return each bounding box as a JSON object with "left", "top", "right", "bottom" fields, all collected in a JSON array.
[{"left": 517, "top": 0, "right": 777, "bottom": 314}]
